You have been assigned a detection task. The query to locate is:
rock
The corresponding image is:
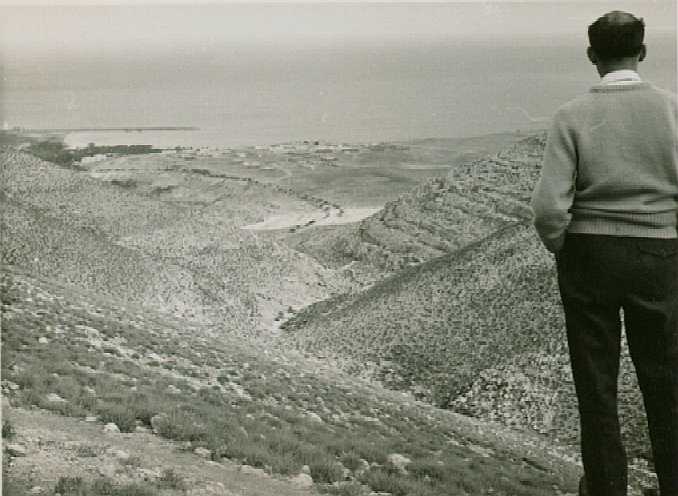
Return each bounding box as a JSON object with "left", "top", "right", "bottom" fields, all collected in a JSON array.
[
  {"left": 354, "top": 458, "right": 370, "bottom": 477},
  {"left": 46, "top": 393, "right": 67, "bottom": 403},
  {"left": 301, "top": 465, "right": 311, "bottom": 475},
  {"left": 5, "top": 443, "right": 27, "bottom": 457},
  {"left": 166, "top": 385, "right": 181, "bottom": 394},
  {"left": 103, "top": 422, "right": 120, "bottom": 434},
  {"left": 467, "top": 443, "right": 493, "bottom": 458},
  {"left": 289, "top": 473, "right": 314, "bottom": 488},
  {"left": 137, "top": 468, "right": 161, "bottom": 481},
  {"left": 29, "top": 486, "right": 44, "bottom": 494},
  {"left": 111, "top": 449, "right": 130, "bottom": 462},
  {"left": 306, "top": 412, "right": 323, "bottom": 423},
  {"left": 239, "top": 465, "right": 268, "bottom": 477},
  {"left": 386, "top": 453, "right": 411, "bottom": 474},
  {"left": 38, "top": 337, "right": 49, "bottom": 344},
  {"left": 194, "top": 447, "right": 212, "bottom": 459},
  {"left": 134, "top": 425, "right": 150, "bottom": 434},
  {"left": 85, "top": 416, "right": 98, "bottom": 423},
  {"left": 98, "top": 461, "right": 118, "bottom": 478},
  {"left": 3, "top": 381, "right": 20, "bottom": 391},
  {"left": 83, "top": 386, "right": 97, "bottom": 396}
]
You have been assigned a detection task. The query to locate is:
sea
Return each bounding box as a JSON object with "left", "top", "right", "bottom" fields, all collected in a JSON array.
[{"left": 2, "top": 6, "right": 676, "bottom": 149}]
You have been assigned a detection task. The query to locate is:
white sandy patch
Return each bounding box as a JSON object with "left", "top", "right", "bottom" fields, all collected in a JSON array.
[{"left": 241, "top": 207, "right": 381, "bottom": 231}]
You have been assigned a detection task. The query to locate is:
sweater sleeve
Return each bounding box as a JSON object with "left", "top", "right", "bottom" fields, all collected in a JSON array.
[{"left": 530, "top": 108, "right": 578, "bottom": 253}]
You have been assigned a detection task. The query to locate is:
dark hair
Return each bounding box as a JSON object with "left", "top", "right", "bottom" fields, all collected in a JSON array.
[{"left": 588, "top": 11, "right": 645, "bottom": 60}]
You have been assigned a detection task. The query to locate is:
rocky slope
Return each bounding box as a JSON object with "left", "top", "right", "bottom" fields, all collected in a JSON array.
[
  {"left": 2, "top": 265, "right": 595, "bottom": 496},
  {"left": 0, "top": 150, "right": 348, "bottom": 335},
  {"left": 280, "top": 135, "right": 652, "bottom": 462}
]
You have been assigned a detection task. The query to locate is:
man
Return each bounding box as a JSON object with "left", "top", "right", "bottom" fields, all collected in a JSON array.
[{"left": 531, "top": 10, "right": 678, "bottom": 496}]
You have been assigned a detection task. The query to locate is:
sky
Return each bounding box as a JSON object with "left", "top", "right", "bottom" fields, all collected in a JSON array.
[{"left": 0, "top": 1, "right": 675, "bottom": 56}]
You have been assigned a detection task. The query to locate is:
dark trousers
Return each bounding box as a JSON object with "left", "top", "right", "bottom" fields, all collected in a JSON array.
[{"left": 556, "top": 234, "right": 678, "bottom": 496}]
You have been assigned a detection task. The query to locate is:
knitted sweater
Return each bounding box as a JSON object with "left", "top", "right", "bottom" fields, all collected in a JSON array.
[{"left": 531, "top": 82, "right": 678, "bottom": 252}]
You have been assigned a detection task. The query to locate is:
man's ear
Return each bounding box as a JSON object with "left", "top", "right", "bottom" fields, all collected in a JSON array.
[
  {"left": 638, "top": 44, "right": 647, "bottom": 62},
  {"left": 587, "top": 46, "right": 598, "bottom": 64}
]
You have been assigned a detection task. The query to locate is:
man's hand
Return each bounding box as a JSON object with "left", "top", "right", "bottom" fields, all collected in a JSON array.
[{"left": 544, "top": 232, "right": 566, "bottom": 254}]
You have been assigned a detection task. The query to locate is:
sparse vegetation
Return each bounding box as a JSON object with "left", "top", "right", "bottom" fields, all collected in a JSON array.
[
  {"left": 157, "top": 468, "right": 186, "bottom": 491},
  {"left": 2, "top": 419, "right": 15, "bottom": 440},
  {"left": 54, "top": 476, "right": 162, "bottom": 496},
  {"left": 25, "top": 140, "right": 161, "bottom": 169},
  {"left": 1, "top": 266, "right": 577, "bottom": 495},
  {"left": 281, "top": 134, "right": 651, "bottom": 459}
]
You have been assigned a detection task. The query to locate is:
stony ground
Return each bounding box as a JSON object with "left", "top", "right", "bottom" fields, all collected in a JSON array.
[
  {"left": 3, "top": 406, "right": 321, "bottom": 496},
  {"left": 1, "top": 265, "right": 598, "bottom": 496}
]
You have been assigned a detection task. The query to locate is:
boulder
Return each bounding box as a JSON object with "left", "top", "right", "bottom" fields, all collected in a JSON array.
[
  {"left": 386, "top": 453, "right": 411, "bottom": 474},
  {"left": 103, "top": 422, "right": 120, "bottom": 434},
  {"left": 305, "top": 412, "right": 323, "bottom": 423},
  {"left": 98, "top": 461, "right": 118, "bottom": 478},
  {"left": 194, "top": 447, "right": 212, "bottom": 459},
  {"left": 239, "top": 465, "right": 268, "bottom": 477},
  {"left": 289, "top": 473, "right": 314, "bottom": 489},
  {"left": 46, "top": 393, "right": 67, "bottom": 404}
]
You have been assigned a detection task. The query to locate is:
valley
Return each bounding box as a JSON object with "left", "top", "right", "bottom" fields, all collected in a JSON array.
[{"left": 0, "top": 131, "right": 658, "bottom": 495}]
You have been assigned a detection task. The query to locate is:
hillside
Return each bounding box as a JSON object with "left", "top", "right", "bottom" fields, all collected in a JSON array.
[
  {"left": 280, "top": 136, "right": 652, "bottom": 462},
  {"left": 1, "top": 265, "right": 591, "bottom": 495},
  {"left": 0, "top": 150, "right": 349, "bottom": 334},
  {"left": 284, "top": 135, "right": 544, "bottom": 286}
]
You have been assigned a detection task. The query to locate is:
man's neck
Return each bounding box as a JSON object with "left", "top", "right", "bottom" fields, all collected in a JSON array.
[{"left": 596, "top": 59, "right": 640, "bottom": 78}]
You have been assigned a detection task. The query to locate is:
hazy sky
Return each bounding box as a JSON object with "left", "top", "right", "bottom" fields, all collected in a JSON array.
[{"left": 1, "top": 1, "right": 675, "bottom": 56}]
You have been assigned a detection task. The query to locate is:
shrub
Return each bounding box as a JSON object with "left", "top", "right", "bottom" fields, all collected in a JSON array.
[
  {"left": 96, "top": 402, "right": 138, "bottom": 433},
  {"left": 157, "top": 468, "right": 185, "bottom": 490},
  {"left": 151, "top": 408, "right": 207, "bottom": 442},
  {"left": 322, "top": 481, "right": 368, "bottom": 496},
  {"left": 54, "top": 476, "right": 160, "bottom": 496},
  {"left": 2, "top": 419, "right": 15, "bottom": 440},
  {"left": 54, "top": 476, "right": 88, "bottom": 495},
  {"left": 309, "top": 457, "right": 345, "bottom": 483}
]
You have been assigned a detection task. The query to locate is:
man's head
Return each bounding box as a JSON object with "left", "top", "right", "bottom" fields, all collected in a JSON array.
[{"left": 587, "top": 11, "right": 646, "bottom": 76}]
